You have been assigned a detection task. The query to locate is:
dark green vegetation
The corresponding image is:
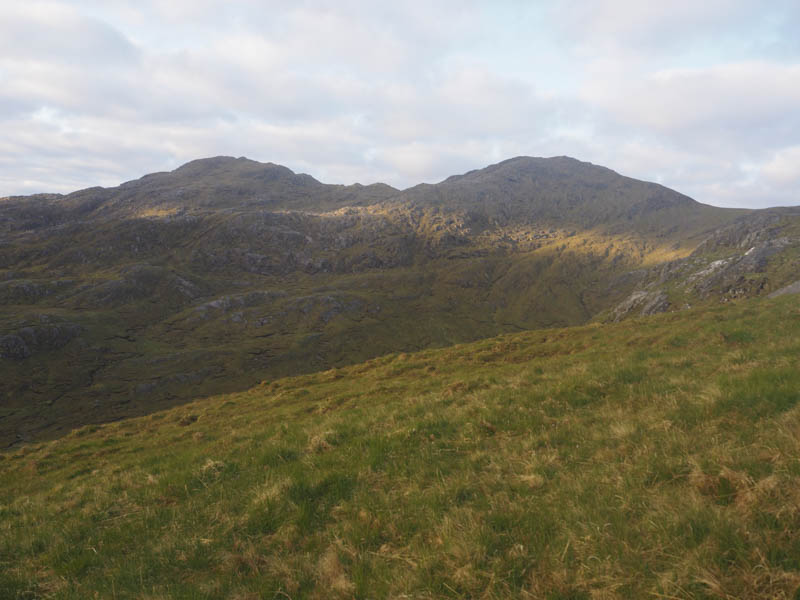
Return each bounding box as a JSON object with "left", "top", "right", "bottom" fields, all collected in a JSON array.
[
  {"left": 3, "top": 295, "right": 800, "bottom": 598},
  {"left": 1, "top": 156, "right": 799, "bottom": 446}
]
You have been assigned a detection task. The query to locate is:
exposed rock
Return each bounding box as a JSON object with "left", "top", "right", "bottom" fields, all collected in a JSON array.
[
  {"left": 0, "top": 322, "right": 82, "bottom": 359},
  {"left": 686, "top": 258, "right": 733, "bottom": 285},
  {"left": 769, "top": 280, "right": 800, "bottom": 298},
  {"left": 81, "top": 264, "right": 205, "bottom": 307},
  {"left": 612, "top": 290, "right": 670, "bottom": 321},
  {"left": 0, "top": 279, "right": 75, "bottom": 305},
  {"left": 193, "top": 290, "right": 288, "bottom": 320},
  {"left": 0, "top": 334, "right": 30, "bottom": 359},
  {"left": 687, "top": 239, "right": 790, "bottom": 298}
]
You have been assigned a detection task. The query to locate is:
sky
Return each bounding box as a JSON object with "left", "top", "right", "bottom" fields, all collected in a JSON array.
[{"left": 1, "top": 1, "right": 799, "bottom": 208}]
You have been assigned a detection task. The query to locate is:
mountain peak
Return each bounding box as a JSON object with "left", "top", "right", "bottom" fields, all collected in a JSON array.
[
  {"left": 443, "top": 156, "right": 616, "bottom": 185},
  {"left": 171, "top": 156, "right": 316, "bottom": 183},
  {"left": 398, "top": 155, "right": 705, "bottom": 230}
]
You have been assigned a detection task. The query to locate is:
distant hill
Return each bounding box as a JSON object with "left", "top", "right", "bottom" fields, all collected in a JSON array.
[
  {"left": 0, "top": 156, "right": 397, "bottom": 224},
  {"left": 402, "top": 156, "right": 715, "bottom": 230},
  {"left": 1, "top": 156, "right": 799, "bottom": 445}
]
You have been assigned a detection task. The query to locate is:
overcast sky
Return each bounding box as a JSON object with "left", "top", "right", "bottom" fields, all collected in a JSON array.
[{"left": 1, "top": 1, "right": 799, "bottom": 207}]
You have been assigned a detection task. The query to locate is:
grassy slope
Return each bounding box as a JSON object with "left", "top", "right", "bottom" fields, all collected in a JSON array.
[{"left": 3, "top": 294, "right": 800, "bottom": 599}]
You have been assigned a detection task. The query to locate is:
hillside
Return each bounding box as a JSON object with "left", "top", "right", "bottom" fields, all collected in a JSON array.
[
  {"left": 2, "top": 294, "right": 800, "bottom": 598},
  {"left": 609, "top": 207, "right": 800, "bottom": 319},
  {"left": 2, "top": 156, "right": 799, "bottom": 446},
  {"left": 400, "top": 156, "right": 726, "bottom": 234}
]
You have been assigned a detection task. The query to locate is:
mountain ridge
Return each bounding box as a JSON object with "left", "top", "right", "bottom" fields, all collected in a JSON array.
[
  {"left": 1, "top": 155, "right": 798, "bottom": 446},
  {"left": 0, "top": 154, "right": 722, "bottom": 216}
]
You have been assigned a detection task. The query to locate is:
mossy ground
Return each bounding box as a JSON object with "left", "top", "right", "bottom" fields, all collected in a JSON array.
[{"left": 3, "top": 295, "right": 800, "bottom": 598}]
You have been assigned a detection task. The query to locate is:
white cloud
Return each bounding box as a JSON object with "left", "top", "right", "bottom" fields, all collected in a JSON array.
[
  {"left": 761, "top": 146, "right": 800, "bottom": 186},
  {"left": 0, "top": 0, "right": 799, "bottom": 207},
  {"left": 0, "top": 3, "right": 138, "bottom": 65},
  {"left": 554, "top": 0, "right": 795, "bottom": 61},
  {"left": 586, "top": 61, "right": 800, "bottom": 136}
]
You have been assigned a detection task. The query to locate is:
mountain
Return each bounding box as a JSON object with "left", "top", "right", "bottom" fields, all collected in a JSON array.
[
  {"left": 3, "top": 293, "right": 800, "bottom": 598},
  {"left": 1, "top": 156, "right": 799, "bottom": 446},
  {"left": 403, "top": 156, "right": 714, "bottom": 229},
  {"left": 0, "top": 156, "right": 397, "bottom": 224}
]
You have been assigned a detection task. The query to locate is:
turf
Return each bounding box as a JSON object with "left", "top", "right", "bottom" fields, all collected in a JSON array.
[{"left": 2, "top": 294, "right": 800, "bottom": 598}]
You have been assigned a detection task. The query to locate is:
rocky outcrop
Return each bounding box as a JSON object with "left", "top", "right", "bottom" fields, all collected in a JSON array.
[
  {"left": 612, "top": 290, "right": 670, "bottom": 321},
  {"left": 78, "top": 264, "right": 204, "bottom": 307},
  {"left": 686, "top": 239, "right": 790, "bottom": 298},
  {"left": 0, "top": 322, "right": 82, "bottom": 359},
  {"left": 0, "top": 334, "right": 31, "bottom": 359},
  {"left": 0, "top": 279, "right": 75, "bottom": 305},
  {"left": 769, "top": 280, "right": 800, "bottom": 298},
  {"left": 608, "top": 218, "right": 800, "bottom": 322},
  {"left": 193, "top": 290, "right": 288, "bottom": 320}
]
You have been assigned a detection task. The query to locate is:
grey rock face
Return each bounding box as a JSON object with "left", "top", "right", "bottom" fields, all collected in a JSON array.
[
  {"left": 687, "top": 239, "right": 789, "bottom": 298},
  {"left": 0, "top": 279, "right": 75, "bottom": 305},
  {"left": 768, "top": 280, "right": 800, "bottom": 298},
  {"left": 612, "top": 290, "right": 670, "bottom": 321},
  {"left": 0, "top": 323, "right": 82, "bottom": 359},
  {"left": 0, "top": 334, "right": 31, "bottom": 359}
]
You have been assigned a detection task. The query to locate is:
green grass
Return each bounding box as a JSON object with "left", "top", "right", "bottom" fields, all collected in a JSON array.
[{"left": 2, "top": 295, "right": 800, "bottom": 598}]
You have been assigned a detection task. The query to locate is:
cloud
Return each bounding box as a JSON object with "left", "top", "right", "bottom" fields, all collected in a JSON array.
[
  {"left": 0, "top": 0, "right": 798, "bottom": 208},
  {"left": 586, "top": 62, "right": 800, "bottom": 137},
  {"left": 553, "top": 0, "right": 795, "bottom": 59},
  {"left": 0, "top": 3, "right": 138, "bottom": 65},
  {"left": 761, "top": 146, "right": 800, "bottom": 187}
]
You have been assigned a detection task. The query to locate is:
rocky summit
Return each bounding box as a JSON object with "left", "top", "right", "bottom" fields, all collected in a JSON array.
[{"left": 2, "top": 156, "right": 799, "bottom": 446}]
